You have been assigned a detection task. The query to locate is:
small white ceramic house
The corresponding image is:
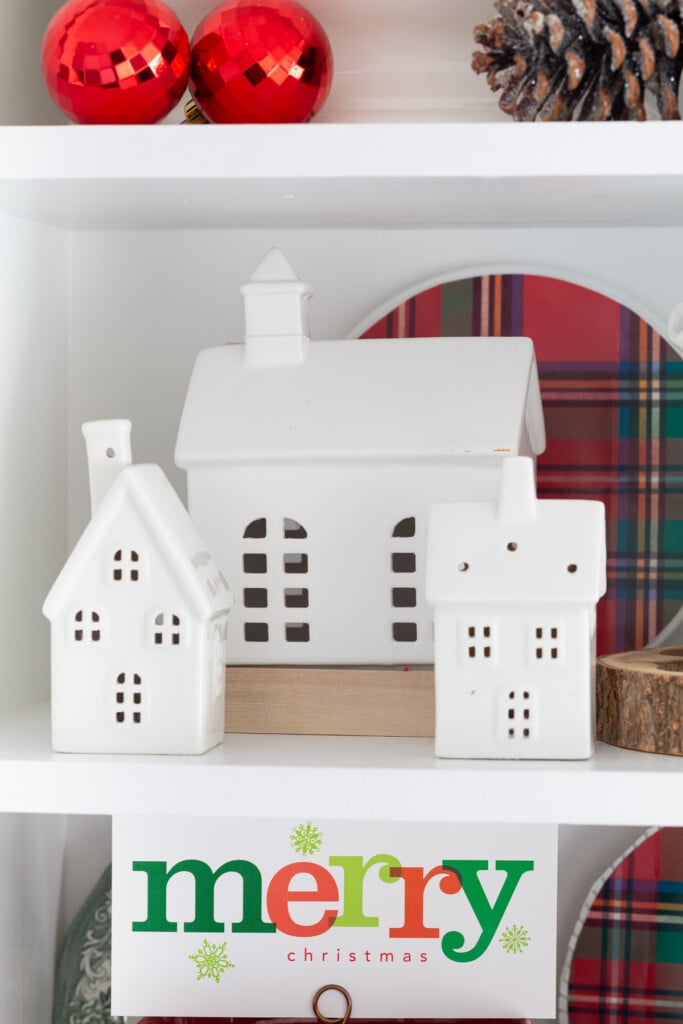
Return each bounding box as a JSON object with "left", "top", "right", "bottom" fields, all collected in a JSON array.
[
  {"left": 43, "top": 420, "right": 233, "bottom": 754},
  {"left": 175, "top": 248, "right": 547, "bottom": 666},
  {"left": 426, "top": 456, "right": 606, "bottom": 759}
]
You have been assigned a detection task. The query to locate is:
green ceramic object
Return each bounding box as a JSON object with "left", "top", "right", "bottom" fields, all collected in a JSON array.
[{"left": 53, "top": 864, "right": 124, "bottom": 1024}]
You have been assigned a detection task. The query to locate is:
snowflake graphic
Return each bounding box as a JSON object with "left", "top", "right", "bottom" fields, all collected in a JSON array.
[
  {"left": 500, "top": 924, "right": 531, "bottom": 954},
  {"left": 188, "top": 939, "right": 235, "bottom": 982},
  {"left": 290, "top": 821, "right": 324, "bottom": 856}
]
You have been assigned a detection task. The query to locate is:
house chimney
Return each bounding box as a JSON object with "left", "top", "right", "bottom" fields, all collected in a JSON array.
[
  {"left": 241, "top": 248, "right": 312, "bottom": 369},
  {"left": 82, "top": 420, "right": 132, "bottom": 517},
  {"left": 497, "top": 456, "right": 537, "bottom": 524}
]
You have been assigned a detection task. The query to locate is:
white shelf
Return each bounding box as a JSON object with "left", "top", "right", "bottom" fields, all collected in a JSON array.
[
  {"left": 2, "top": 702, "right": 679, "bottom": 824},
  {"left": 2, "top": 123, "right": 683, "bottom": 230}
]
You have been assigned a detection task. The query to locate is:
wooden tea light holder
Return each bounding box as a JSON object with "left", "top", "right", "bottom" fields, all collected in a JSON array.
[{"left": 597, "top": 646, "right": 683, "bottom": 755}]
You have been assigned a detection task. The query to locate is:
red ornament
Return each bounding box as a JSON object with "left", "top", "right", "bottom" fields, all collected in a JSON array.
[
  {"left": 190, "top": 0, "right": 333, "bottom": 124},
  {"left": 41, "top": 0, "right": 190, "bottom": 124}
]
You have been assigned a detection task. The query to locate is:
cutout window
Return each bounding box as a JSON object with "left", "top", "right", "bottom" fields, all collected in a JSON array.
[
  {"left": 244, "top": 622, "right": 269, "bottom": 643},
  {"left": 392, "top": 622, "right": 417, "bottom": 642},
  {"left": 73, "top": 610, "right": 101, "bottom": 642},
  {"left": 284, "top": 518, "right": 307, "bottom": 539},
  {"left": 284, "top": 553, "right": 308, "bottom": 574},
  {"left": 243, "top": 553, "right": 267, "bottom": 574},
  {"left": 392, "top": 517, "right": 416, "bottom": 538},
  {"left": 114, "top": 672, "right": 142, "bottom": 724},
  {"left": 501, "top": 689, "right": 533, "bottom": 741},
  {"left": 154, "top": 613, "right": 181, "bottom": 646},
  {"left": 286, "top": 622, "right": 310, "bottom": 643},
  {"left": 284, "top": 587, "right": 309, "bottom": 608},
  {"left": 243, "top": 518, "right": 267, "bottom": 539},
  {"left": 244, "top": 588, "right": 268, "bottom": 608},
  {"left": 113, "top": 549, "right": 140, "bottom": 582},
  {"left": 391, "top": 552, "right": 416, "bottom": 573},
  {"left": 392, "top": 587, "right": 417, "bottom": 608},
  {"left": 463, "top": 624, "right": 495, "bottom": 663},
  {"left": 531, "top": 625, "right": 562, "bottom": 663}
]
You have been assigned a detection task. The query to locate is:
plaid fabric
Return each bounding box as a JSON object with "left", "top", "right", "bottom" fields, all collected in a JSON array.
[
  {"left": 562, "top": 828, "right": 683, "bottom": 1023},
  {"left": 362, "top": 275, "right": 683, "bottom": 657}
]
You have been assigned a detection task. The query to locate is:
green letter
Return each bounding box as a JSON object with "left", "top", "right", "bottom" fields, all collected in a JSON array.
[
  {"left": 330, "top": 854, "right": 402, "bottom": 928},
  {"left": 132, "top": 858, "right": 276, "bottom": 934},
  {"left": 440, "top": 859, "right": 534, "bottom": 963}
]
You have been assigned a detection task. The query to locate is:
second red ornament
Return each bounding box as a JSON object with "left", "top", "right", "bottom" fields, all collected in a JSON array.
[{"left": 189, "top": 0, "right": 334, "bottom": 124}]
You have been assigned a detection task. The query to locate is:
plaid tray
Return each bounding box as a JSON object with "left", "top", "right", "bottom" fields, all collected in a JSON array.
[
  {"left": 362, "top": 274, "right": 683, "bottom": 658},
  {"left": 559, "top": 828, "right": 683, "bottom": 1023}
]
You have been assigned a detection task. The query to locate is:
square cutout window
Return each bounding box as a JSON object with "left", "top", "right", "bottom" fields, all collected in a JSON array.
[
  {"left": 392, "top": 587, "right": 417, "bottom": 607},
  {"left": 285, "top": 622, "right": 310, "bottom": 642},
  {"left": 284, "top": 588, "right": 309, "bottom": 608},
  {"left": 392, "top": 553, "right": 416, "bottom": 573},
  {"left": 243, "top": 553, "right": 267, "bottom": 574},
  {"left": 244, "top": 587, "right": 268, "bottom": 608},
  {"left": 284, "top": 553, "right": 308, "bottom": 574}
]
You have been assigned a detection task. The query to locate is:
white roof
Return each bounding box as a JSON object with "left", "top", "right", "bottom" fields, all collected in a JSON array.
[
  {"left": 43, "top": 464, "right": 233, "bottom": 622},
  {"left": 426, "top": 458, "right": 606, "bottom": 605},
  {"left": 175, "top": 337, "right": 546, "bottom": 466}
]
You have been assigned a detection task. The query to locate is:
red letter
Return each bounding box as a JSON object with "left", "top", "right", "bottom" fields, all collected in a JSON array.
[
  {"left": 389, "top": 865, "right": 461, "bottom": 939},
  {"left": 267, "top": 863, "right": 338, "bottom": 937}
]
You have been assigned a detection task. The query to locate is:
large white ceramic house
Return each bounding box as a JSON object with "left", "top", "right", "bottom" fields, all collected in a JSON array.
[
  {"left": 426, "top": 457, "right": 606, "bottom": 759},
  {"left": 175, "top": 249, "right": 547, "bottom": 666},
  {"left": 43, "top": 420, "right": 232, "bottom": 754}
]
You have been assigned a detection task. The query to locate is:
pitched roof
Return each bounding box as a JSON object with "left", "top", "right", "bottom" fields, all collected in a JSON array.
[
  {"left": 175, "top": 337, "right": 545, "bottom": 466},
  {"left": 43, "top": 464, "right": 232, "bottom": 622},
  {"left": 426, "top": 458, "right": 606, "bottom": 605}
]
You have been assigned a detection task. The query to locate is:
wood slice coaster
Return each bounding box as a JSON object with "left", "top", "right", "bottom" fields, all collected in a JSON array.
[{"left": 596, "top": 647, "right": 683, "bottom": 755}]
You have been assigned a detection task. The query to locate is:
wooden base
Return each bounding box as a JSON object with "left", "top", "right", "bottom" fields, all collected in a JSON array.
[
  {"left": 224, "top": 665, "right": 435, "bottom": 737},
  {"left": 597, "top": 647, "right": 683, "bottom": 756}
]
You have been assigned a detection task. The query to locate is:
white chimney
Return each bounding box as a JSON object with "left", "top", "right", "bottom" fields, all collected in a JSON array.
[
  {"left": 82, "top": 420, "right": 132, "bottom": 516},
  {"left": 497, "top": 456, "right": 537, "bottom": 524},
  {"left": 241, "top": 247, "right": 312, "bottom": 369}
]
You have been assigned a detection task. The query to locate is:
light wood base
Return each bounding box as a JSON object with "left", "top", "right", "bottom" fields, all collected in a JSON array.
[
  {"left": 597, "top": 647, "right": 683, "bottom": 756},
  {"left": 225, "top": 665, "right": 435, "bottom": 737}
]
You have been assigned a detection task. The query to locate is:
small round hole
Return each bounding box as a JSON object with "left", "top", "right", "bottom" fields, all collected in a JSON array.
[
  {"left": 507, "top": 542, "right": 518, "bottom": 552},
  {"left": 458, "top": 562, "right": 469, "bottom": 572},
  {"left": 567, "top": 563, "right": 578, "bottom": 573},
  {"left": 106, "top": 447, "right": 115, "bottom": 459}
]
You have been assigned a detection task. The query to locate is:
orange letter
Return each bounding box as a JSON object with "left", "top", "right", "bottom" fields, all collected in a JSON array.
[
  {"left": 267, "top": 863, "right": 338, "bottom": 937},
  {"left": 389, "top": 865, "right": 461, "bottom": 939}
]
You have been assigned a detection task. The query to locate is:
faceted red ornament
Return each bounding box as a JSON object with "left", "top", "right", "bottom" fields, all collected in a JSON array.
[
  {"left": 190, "top": 0, "right": 334, "bottom": 124},
  {"left": 41, "top": 0, "right": 190, "bottom": 124}
]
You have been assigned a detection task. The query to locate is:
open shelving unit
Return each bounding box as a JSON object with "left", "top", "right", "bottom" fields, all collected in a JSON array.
[{"left": 3, "top": 0, "right": 683, "bottom": 1020}]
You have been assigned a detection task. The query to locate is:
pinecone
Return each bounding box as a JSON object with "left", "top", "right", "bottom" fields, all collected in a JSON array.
[{"left": 472, "top": 0, "right": 683, "bottom": 120}]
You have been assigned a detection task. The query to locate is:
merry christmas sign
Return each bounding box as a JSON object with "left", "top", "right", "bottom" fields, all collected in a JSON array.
[{"left": 111, "top": 816, "right": 557, "bottom": 1018}]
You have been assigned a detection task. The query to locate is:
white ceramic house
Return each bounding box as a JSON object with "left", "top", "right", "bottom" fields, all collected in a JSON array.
[
  {"left": 175, "top": 248, "right": 547, "bottom": 666},
  {"left": 426, "top": 456, "right": 606, "bottom": 759},
  {"left": 43, "top": 420, "right": 233, "bottom": 754}
]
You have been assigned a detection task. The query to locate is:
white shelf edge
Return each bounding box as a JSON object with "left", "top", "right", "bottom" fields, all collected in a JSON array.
[
  {"left": 1, "top": 123, "right": 683, "bottom": 230},
  {"left": 2, "top": 703, "right": 681, "bottom": 824}
]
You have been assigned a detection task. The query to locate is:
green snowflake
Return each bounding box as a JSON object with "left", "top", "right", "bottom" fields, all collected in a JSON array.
[
  {"left": 290, "top": 821, "right": 323, "bottom": 856},
  {"left": 188, "top": 939, "right": 235, "bottom": 982},
  {"left": 500, "top": 924, "right": 531, "bottom": 954}
]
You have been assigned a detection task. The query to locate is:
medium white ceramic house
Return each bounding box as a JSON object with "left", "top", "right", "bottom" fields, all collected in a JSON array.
[
  {"left": 426, "top": 456, "right": 606, "bottom": 759},
  {"left": 175, "top": 248, "right": 546, "bottom": 666},
  {"left": 43, "top": 420, "right": 233, "bottom": 754}
]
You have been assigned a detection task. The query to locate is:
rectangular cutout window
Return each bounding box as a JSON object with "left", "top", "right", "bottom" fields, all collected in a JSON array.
[
  {"left": 284, "top": 553, "right": 308, "bottom": 574},
  {"left": 284, "top": 588, "right": 309, "bottom": 608},
  {"left": 244, "top": 622, "right": 269, "bottom": 642},
  {"left": 285, "top": 622, "right": 310, "bottom": 642},
  {"left": 243, "top": 553, "right": 267, "bottom": 574}
]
